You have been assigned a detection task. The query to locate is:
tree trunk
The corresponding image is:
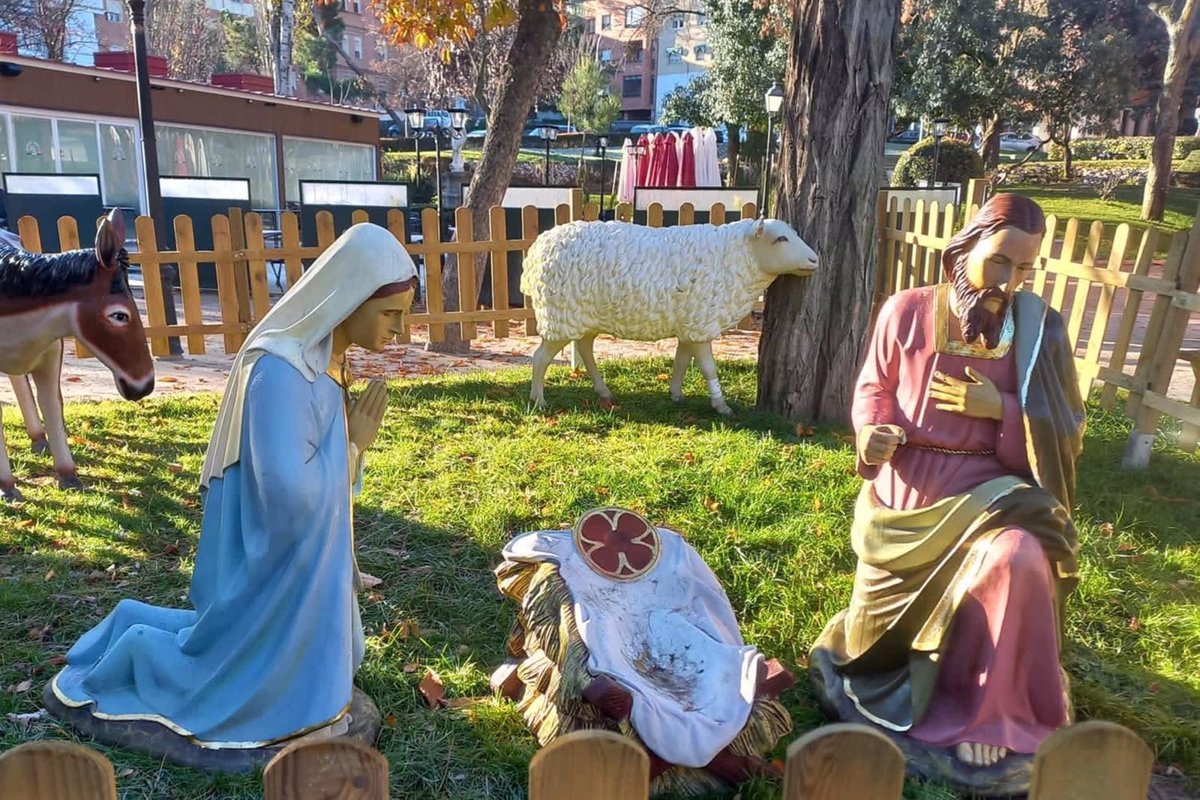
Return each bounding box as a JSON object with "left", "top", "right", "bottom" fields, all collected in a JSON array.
[
  {"left": 727, "top": 123, "right": 741, "bottom": 186},
  {"left": 756, "top": 0, "right": 900, "bottom": 423},
  {"left": 1062, "top": 137, "right": 1073, "bottom": 182},
  {"left": 276, "top": 0, "right": 295, "bottom": 95},
  {"left": 1143, "top": 5, "right": 1199, "bottom": 221},
  {"left": 464, "top": 0, "right": 564, "bottom": 314},
  {"left": 981, "top": 116, "right": 1001, "bottom": 171}
]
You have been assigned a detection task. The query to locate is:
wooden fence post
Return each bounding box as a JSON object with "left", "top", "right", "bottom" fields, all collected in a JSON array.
[
  {"left": 0, "top": 740, "right": 118, "bottom": 800},
  {"left": 228, "top": 206, "right": 252, "bottom": 326},
  {"left": 528, "top": 730, "right": 649, "bottom": 800},
  {"left": 1028, "top": 721, "right": 1153, "bottom": 800},
  {"left": 964, "top": 178, "right": 987, "bottom": 222},
  {"left": 1122, "top": 210, "right": 1200, "bottom": 468},
  {"left": 263, "top": 738, "right": 389, "bottom": 800},
  {"left": 782, "top": 723, "right": 905, "bottom": 800}
]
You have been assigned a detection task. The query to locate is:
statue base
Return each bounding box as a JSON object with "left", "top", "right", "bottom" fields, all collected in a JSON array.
[
  {"left": 808, "top": 647, "right": 1034, "bottom": 798},
  {"left": 42, "top": 682, "right": 381, "bottom": 774}
]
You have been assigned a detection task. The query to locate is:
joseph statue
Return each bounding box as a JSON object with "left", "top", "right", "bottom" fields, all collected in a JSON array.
[{"left": 810, "top": 193, "right": 1086, "bottom": 779}]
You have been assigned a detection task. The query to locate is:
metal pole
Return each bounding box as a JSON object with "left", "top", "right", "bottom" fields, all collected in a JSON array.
[
  {"left": 930, "top": 136, "right": 943, "bottom": 189},
  {"left": 544, "top": 138, "right": 551, "bottom": 186},
  {"left": 128, "top": 0, "right": 181, "bottom": 355},
  {"left": 413, "top": 135, "right": 422, "bottom": 188},
  {"left": 763, "top": 113, "right": 775, "bottom": 216},
  {"left": 598, "top": 141, "right": 607, "bottom": 219},
  {"left": 433, "top": 128, "right": 442, "bottom": 211}
]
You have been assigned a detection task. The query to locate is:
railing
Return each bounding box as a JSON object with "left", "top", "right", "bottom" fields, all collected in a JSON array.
[
  {"left": 0, "top": 721, "right": 1155, "bottom": 799},
  {"left": 877, "top": 179, "right": 1200, "bottom": 466}
]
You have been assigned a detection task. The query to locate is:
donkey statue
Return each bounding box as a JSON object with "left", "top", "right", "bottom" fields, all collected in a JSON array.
[{"left": 0, "top": 210, "right": 155, "bottom": 501}]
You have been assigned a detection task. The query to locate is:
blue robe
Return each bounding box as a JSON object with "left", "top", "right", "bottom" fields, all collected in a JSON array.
[{"left": 53, "top": 354, "right": 365, "bottom": 746}]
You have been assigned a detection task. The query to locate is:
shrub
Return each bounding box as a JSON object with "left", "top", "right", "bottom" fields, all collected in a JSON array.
[
  {"left": 1172, "top": 151, "right": 1200, "bottom": 188},
  {"left": 1005, "top": 159, "right": 1151, "bottom": 186},
  {"left": 893, "top": 138, "right": 984, "bottom": 187},
  {"left": 1046, "top": 136, "right": 1200, "bottom": 162}
]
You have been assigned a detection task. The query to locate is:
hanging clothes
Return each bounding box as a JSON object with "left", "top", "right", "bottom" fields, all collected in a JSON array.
[
  {"left": 679, "top": 131, "right": 697, "bottom": 188},
  {"left": 660, "top": 132, "right": 680, "bottom": 188},
  {"left": 646, "top": 133, "right": 663, "bottom": 187},
  {"left": 617, "top": 138, "right": 637, "bottom": 204},
  {"left": 635, "top": 134, "right": 652, "bottom": 188},
  {"left": 694, "top": 127, "right": 721, "bottom": 188}
]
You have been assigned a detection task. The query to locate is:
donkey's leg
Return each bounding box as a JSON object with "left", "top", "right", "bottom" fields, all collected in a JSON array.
[
  {"left": 30, "top": 342, "right": 82, "bottom": 490},
  {"left": 10, "top": 374, "right": 49, "bottom": 454},
  {"left": 0, "top": 400, "right": 22, "bottom": 502},
  {"left": 691, "top": 340, "right": 733, "bottom": 416},
  {"left": 670, "top": 342, "right": 694, "bottom": 402},
  {"left": 574, "top": 335, "right": 614, "bottom": 406}
]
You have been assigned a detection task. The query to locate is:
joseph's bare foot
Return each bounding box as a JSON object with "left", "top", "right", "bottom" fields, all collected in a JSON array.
[{"left": 955, "top": 742, "right": 1008, "bottom": 767}]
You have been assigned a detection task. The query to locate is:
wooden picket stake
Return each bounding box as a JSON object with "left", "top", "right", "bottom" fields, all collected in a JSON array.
[
  {"left": 0, "top": 740, "right": 117, "bottom": 800},
  {"left": 263, "top": 738, "right": 389, "bottom": 800},
  {"left": 1028, "top": 721, "right": 1153, "bottom": 800},
  {"left": 782, "top": 723, "right": 905, "bottom": 800},
  {"left": 528, "top": 730, "right": 649, "bottom": 800}
]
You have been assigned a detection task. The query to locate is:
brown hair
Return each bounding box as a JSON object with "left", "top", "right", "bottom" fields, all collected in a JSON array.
[
  {"left": 941, "top": 193, "right": 1046, "bottom": 282},
  {"left": 370, "top": 275, "right": 419, "bottom": 298}
]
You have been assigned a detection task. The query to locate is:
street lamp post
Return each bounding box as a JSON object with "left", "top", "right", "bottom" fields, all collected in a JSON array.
[
  {"left": 538, "top": 126, "right": 558, "bottom": 186},
  {"left": 127, "top": 0, "right": 181, "bottom": 355},
  {"left": 762, "top": 83, "right": 784, "bottom": 216},
  {"left": 598, "top": 136, "right": 608, "bottom": 220},
  {"left": 405, "top": 105, "right": 425, "bottom": 188},
  {"left": 930, "top": 118, "right": 949, "bottom": 189}
]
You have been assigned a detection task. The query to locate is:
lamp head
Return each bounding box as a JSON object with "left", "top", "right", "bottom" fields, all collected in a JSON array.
[
  {"left": 764, "top": 83, "right": 784, "bottom": 115},
  {"left": 405, "top": 105, "right": 425, "bottom": 131}
]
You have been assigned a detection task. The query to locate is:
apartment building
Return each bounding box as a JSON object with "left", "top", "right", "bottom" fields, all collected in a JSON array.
[
  {"left": 654, "top": 0, "right": 710, "bottom": 120},
  {"left": 580, "top": 0, "right": 657, "bottom": 120}
]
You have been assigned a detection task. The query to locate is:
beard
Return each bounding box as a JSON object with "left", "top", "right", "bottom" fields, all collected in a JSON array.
[{"left": 952, "top": 268, "right": 1008, "bottom": 349}]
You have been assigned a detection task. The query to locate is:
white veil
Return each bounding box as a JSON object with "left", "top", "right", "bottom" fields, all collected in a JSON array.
[{"left": 199, "top": 223, "right": 417, "bottom": 488}]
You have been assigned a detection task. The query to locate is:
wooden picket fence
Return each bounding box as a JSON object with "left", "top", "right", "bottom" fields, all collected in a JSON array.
[
  {"left": 14, "top": 198, "right": 760, "bottom": 362},
  {"left": 0, "top": 721, "right": 1155, "bottom": 799},
  {"left": 877, "top": 179, "right": 1200, "bottom": 465}
]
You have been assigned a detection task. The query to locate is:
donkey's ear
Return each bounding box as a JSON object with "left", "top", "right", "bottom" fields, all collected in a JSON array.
[{"left": 95, "top": 209, "right": 125, "bottom": 269}]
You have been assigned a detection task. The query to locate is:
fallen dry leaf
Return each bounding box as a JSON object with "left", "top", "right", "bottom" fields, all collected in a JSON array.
[
  {"left": 655, "top": 373, "right": 671, "bottom": 382},
  {"left": 44, "top": 569, "right": 55, "bottom": 581},
  {"left": 117, "top": 768, "right": 135, "bottom": 779},
  {"left": 813, "top": 497, "right": 823, "bottom": 511},
  {"left": 384, "top": 713, "right": 397, "bottom": 728},
  {"left": 8, "top": 679, "right": 32, "bottom": 694},
  {"left": 682, "top": 452, "right": 696, "bottom": 464},
  {"left": 795, "top": 423, "right": 815, "bottom": 437},
  {"left": 65, "top": 376, "right": 82, "bottom": 383},
  {"left": 403, "top": 663, "right": 420, "bottom": 674},
  {"left": 419, "top": 669, "right": 446, "bottom": 709},
  {"left": 359, "top": 572, "right": 383, "bottom": 589},
  {"left": 445, "top": 698, "right": 478, "bottom": 709},
  {"left": 48, "top": 656, "right": 66, "bottom": 666},
  {"left": 1099, "top": 521, "right": 1115, "bottom": 534},
  {"left": 158, "top": 376, "right": 179, "bottom": 384},
  {"left": 703, "top": 496, "right": 720, "bottom": 514},
  {"left": 167, "top": 463, "right": 183, "bottom": 474}
]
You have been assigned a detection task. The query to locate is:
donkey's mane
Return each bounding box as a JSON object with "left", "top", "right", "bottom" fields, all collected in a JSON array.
[{"left": 0, "top": 243, "right": 130, "bottom": 297}]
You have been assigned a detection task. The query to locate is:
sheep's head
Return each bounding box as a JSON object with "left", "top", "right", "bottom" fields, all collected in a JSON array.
[{"left": 747, "top": 218, "right": 819, "bottom": 276}]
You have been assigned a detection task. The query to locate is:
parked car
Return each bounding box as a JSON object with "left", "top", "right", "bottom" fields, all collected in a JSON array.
[
  {"left": 998, "top": 132, "right": 1041, "bottom": 153},
  {"left": 888, "top": 127, "right": 921, "bottom": 144}
]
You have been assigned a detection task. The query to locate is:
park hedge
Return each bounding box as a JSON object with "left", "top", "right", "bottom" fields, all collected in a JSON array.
[
  {"left": 1045, "top": 136, "right": 1200, "bottom": 161},
  {"left": 893, "top": 137, "right": 985, "bottom": 187}
]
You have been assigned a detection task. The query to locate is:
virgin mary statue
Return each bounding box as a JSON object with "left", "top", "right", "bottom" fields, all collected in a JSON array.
[{"left": 48, "top": 223, "right": 418, "bottom": 756}]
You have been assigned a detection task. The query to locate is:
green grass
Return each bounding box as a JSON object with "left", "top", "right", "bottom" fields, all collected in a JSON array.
[
  {"left": 1010, "top": 184, "right": 1200, "bottom": 236},
  {"left": 1, "top": 360, "right": 1197, "bottom": 799}
]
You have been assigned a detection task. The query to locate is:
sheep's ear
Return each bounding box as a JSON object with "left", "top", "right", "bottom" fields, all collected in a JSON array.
[{"left": 753, "top": 218, "right": 766, "bottom": 239}]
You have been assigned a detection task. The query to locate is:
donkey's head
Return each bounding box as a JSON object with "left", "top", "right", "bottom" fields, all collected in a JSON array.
[{"left": 76, "top": 210, "right": 154, "bottom": 401}]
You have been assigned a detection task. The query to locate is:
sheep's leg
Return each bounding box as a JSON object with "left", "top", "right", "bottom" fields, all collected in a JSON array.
[
  {"left": 670, "top": 342, "right": 694, "bottom": 402},
  {"left": 575, "top": 335, "right": 613, "bottom": 406},
  {"left": 0, "top": 399, "right": 20, "bottom": 502},
  {"left": 530, "top": 338, "right": 570, "bottom": 410},
  {"left": 10, "top": 374, "right": 48, "bottom": 454},
  {"left": 691, "top": 340, "right": 733, "bottom": 416},
  {"left": 30, "top": 342, "right": 81, "bottom": 490}
]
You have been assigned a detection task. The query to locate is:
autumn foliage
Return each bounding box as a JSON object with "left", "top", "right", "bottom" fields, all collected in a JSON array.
[{"left": 361, "top": 0, "right": 565, "bottom": 60}]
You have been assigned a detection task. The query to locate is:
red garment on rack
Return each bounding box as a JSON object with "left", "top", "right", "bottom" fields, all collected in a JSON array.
[
  {"left": 679, "top": 132, "right": 696, "bottom": 188},
  {"left": 635, "top": 134, "right": 652, "bottom": 187},
  {"left": 660, "top": 133, "right": 680, "bottom": 187}
]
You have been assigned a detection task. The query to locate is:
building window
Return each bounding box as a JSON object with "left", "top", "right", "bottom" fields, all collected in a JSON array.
[
  {"left": 600, "top": 48, "right": 612, "bottom": 63},
  {"left": 283, "top": 137, "right": 376, "bottom": 202},
  {"left": 624, "top": 6, "right": 645, "bottom": 26},
  {"left": 352, "top": 35, "right": 363, "bottom": 60},
  {"left": 351, "top": 0, "right": 361, "bottom": 11},
  {"left": 601, "top": 14, "right": 611, "bottom": 28},
  {"left": 694, "top": 44, "right": 708, "bottom": 60},
  {"left": 376, "top": 41, "right": 388, "bottom": 59},
  {"left": 156, "top": 124, "right": 280, "bottom": 209},
  {"left": 103, "top": 0, "right": 123, "bottom": 21},
  {"left": 697, "top": 12, "right": 707, "bottom": 26},
  {"left": 667, "top": 49, "right": 682, "bottom": 64},
  {"left": 670, "top": 14, "right": 684, "bottom": 29},
  {"left": 585, "top": 17, "right": 595, "bottom": 33},
  {"left": 626, "top": 44, "right": 643, "bottom": 63},
  {"left": 622, "top": 75, "right": 642, "bottom": 98}
]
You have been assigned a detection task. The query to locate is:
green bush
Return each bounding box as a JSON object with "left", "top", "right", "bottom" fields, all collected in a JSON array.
[
  {"left": 1172, "top": 151, "right": 1200, "bottom": 188},
  {"left": 893, "top": 138, "right": 984, "bottom": 187},
  {"left": 1046, "top": 136, "right": 1200, "bottom": 162},
  {"left": 1007, "top": 159, "right": 1151, "bottom": 185}
]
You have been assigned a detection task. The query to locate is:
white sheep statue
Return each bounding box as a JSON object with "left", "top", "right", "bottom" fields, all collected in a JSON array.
[{"left": 520, "top": 217, "right": 819, "bottom": 415}]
